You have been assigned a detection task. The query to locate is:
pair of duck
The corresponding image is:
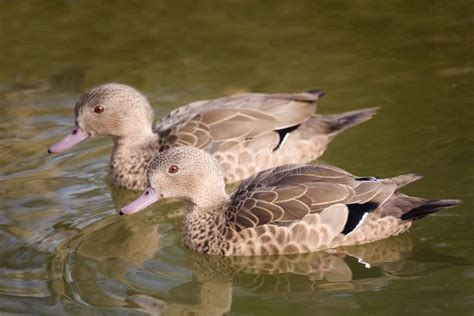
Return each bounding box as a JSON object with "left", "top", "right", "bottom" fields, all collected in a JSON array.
[{"left": 48, "top": 83, "right": 460, "bottom": 256}]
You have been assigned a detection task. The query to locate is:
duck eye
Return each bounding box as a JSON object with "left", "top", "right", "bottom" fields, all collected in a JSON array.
[
  {"left": 168, "top": 165, "right": 179, "bottom": 174},
  {"left": 94, "top": 106, "right": 104, "bottom": 114}
]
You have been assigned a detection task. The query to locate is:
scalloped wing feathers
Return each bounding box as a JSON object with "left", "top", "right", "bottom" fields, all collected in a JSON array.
[{"left": 227, "top": 164, "right": 397, "bottom": 232}]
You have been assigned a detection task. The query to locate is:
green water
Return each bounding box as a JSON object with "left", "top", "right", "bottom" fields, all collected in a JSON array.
[{"left": 1, "top": 1, "right": 473, "bottom": 315}]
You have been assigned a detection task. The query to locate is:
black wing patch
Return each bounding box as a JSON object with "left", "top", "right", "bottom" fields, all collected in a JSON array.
[
  {"left": 342, "top": 202, "right": 379, "bottom": 235},
  {"left": 273, "top": 124, "right": 301, "bottom": 152},
  {"left": 355, "top": 176, "right": 378, "bottom": 181}
]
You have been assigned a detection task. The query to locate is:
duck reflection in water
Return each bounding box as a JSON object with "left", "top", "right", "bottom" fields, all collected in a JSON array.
[
  {"left": 126, "top": 236, "right": 420, "bottom": 316},
  {"left": 58, "top": 227, "right": 432, "bottom": 315}
]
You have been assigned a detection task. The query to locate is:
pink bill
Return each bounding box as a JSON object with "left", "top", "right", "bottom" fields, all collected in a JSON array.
[
  {"left": 48, "top": 127, "right": 89, "bottom": 153},
  {"left": 120, "top": 187, "right": 161, "bottom": 215}
]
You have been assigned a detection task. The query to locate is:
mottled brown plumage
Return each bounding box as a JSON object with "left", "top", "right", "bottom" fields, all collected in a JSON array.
[
  {"left": 121, "top": 147, "right": 461, "bottom": 256},
  {"left": 48, "top": 83, "right": 378, "bottom": 190}
]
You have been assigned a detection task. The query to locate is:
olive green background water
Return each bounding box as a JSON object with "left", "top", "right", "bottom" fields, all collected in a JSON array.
[{"left": 0, "top": 1, "right": 473, "bottom": 315}]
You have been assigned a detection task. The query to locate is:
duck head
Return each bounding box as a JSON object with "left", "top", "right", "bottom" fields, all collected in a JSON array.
[
  {"left": 120, "top": 146, "right": 228, "bottom": 215},
  {"left": 48, "top": 83, "right": 155, "bottom": 153}
]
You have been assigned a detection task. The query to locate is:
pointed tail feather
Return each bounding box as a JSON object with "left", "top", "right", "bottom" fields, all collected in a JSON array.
[
  {"left": 401, "top": 199, "right": 461, "bottom": 221},
  {"left": 305, "top": 89, "right": 326, "bottom": 99},
  {"left": 382, "top": 173, "right": 423, "bottom": 189},
  {"left": 315, "top": 107, "right": 379, "bottom": 137}
]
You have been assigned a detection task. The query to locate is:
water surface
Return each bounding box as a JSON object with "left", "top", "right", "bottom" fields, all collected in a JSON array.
[{"left": 0, "top": 1, "right": 473, "bottom": 315}]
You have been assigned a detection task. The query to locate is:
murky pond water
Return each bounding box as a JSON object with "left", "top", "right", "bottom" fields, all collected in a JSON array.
[{"left": 1, "top": 1, "right": 473, "bottom": 315}]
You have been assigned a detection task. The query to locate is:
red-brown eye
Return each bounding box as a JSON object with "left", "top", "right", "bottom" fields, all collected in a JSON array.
[
  {"left": 94, "top": 106, "right": 104, "bottom": 114},
  {"left": 168, "top": 165, "right": 178, "bottom": 173}
]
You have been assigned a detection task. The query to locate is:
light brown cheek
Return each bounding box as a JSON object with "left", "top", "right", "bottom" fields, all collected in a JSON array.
[
  {"left": 79, "top": 113, "right": 101, "bottom": 135},
  {"left": 106, "top": 115, "right": 124, "bottom": 134},
  {"left": 175, "top": 178, "right": 194, "bottom": 194},
  {"left": 91, "top": 116, "right": 115, "bottom": 136},
  {"left": 150, "top": 177, "right": 165, "bottom": 191},
  {"left": 154, "top": 176, "right": 176, "bottom": 193},
  {"left": 77, "top": 118, "right": 91, "bottom": 134}
]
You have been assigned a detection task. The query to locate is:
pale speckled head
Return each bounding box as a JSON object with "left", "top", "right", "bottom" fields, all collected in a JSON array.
[
  {"left": 48, "top": 83, "right": 155, "bottom": 153},
  {"left": 121, "top": 146, "right": 228, "bottom": 215}
]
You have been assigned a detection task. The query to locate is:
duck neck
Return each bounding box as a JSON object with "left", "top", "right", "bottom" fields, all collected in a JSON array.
[
  {"left": 109, "top": 129, "right": 161, "bottom": 190},
  {"left": 184, "top": 194, "right": 231, "bottom": 255},
  {"left": 113, "top": 127, "right": 158, "bottom": 148},
  {"left": 191, "top": 189, "right": 229, "bottom": 212}
]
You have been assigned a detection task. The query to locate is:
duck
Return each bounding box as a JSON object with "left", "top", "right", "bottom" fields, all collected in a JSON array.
[
  {"left": 47, "top": 83, "right": 378, "bottom": 190},
  {"left": 120, "top": 146, "right": 460, "bottom": 256}
]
